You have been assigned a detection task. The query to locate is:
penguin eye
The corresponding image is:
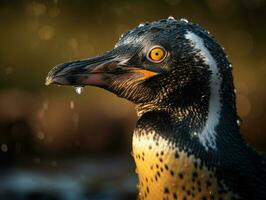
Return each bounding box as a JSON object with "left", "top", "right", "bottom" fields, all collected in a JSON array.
[{"left": 147, "top": 46, "right": 167, "bottom": 63}]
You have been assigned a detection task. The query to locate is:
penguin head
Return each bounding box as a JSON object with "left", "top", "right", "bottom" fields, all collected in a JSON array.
[{"left": 46, "top": 18, "right": 232, "bottom": 112}]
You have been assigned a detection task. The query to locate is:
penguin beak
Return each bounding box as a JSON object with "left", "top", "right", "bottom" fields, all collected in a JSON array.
[{"left": 45, "top": 53, "right": 158, "bottom": 88}]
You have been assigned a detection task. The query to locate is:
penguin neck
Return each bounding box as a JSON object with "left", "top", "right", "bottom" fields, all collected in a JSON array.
[{"left": 136, "top": 77, "right": 240, "bottom": 152}]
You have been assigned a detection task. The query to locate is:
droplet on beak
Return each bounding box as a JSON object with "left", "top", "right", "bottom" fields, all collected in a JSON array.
[{"left": 74, "top": 86, "right": 84, "bottom": 95}]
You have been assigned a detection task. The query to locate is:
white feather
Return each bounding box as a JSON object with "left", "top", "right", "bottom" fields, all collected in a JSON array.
[{"left": 185, "top": 31, "right": 222, "bottom": 150}]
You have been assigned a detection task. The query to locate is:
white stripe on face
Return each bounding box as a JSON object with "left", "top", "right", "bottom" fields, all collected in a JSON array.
[{"left": 185, "top": 31, "right": 222, "bottom": 150}]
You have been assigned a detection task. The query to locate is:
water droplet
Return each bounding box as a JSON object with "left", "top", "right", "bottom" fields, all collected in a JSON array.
[
  {"left": 37, "top": 131, "right": 45, "bottom": 140},
  {"left": 70, "top": 100, "right": 75, "bottom": 109},
  {"left": 237, "top": 119, "right": 241, "bottom": 126},
  {"left": 138, "top": 23, "right": 145, "bottom": 27},
  {"left": 1, "top": 144, "right": 8, "bottom": 152},
  {"left": 75, "top": 86, "right": 83, "bottom": 95},
  {"left": 193, "top": 132, "right": 198, "bottom": 136},
  {"left": 234, "top": 88, "right": 237, "bottom": 94},
  {"left": 180, "top": 18, "right": 188, "bottom": 23},
  {"left": 229, "top": 64, "right": 232, "bottom": 68},
  {"left": 168, "top": 16, "right": 175, "bottom": 20}
]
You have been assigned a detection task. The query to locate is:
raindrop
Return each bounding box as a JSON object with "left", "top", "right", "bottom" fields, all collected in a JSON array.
[
  {"left": 193, "top": 132, "right": 198, "bottom": 136},
  {"left": 75, "top": 86, "right": 84, "bottom": 95},
  {"left": 229, "top": 64, "right": 232, "bottom": 68},
  {"left": 180, "top": 18, "right": 188, "bottom": 23},
  {"left": 234, "top": 88, "right": 237, "bottom": 94},
  {"left": 70, "top": 100, "right": 75, "bottom": 109},
  {"left": 168, "top": 16, "right": 175, "bottom": 20},
  {"left": 1, "top": 144, "right": 8, "bottom": 152},
  {"left": 138, "top": 23, "right": 145, "bottom": 27},
  {"left": 237, "top": 119, "right": 241, "bottom": 126}
]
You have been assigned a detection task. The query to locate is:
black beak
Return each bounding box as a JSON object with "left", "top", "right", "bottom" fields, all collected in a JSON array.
[{"left": 45, "top": 52, "right": 158, "bottom": 88}]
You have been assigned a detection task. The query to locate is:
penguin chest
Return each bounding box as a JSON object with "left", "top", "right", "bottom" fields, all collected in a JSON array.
[{"left": 132, "top": 131, "right": 236, "bottom": 200}]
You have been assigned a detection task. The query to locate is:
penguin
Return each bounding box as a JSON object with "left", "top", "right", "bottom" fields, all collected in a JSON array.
[{"left": 46, "top": 18, "right": 266, "bottom": 200}]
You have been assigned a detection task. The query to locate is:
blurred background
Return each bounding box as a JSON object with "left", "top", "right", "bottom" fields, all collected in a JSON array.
[{"left": 0, "top": 0, "right": 265, "bottom": 199}]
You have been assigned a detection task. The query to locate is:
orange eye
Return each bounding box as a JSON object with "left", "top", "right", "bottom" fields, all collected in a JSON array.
[{"left": 148, "top": 46, "right": 167, "bottom": 63}]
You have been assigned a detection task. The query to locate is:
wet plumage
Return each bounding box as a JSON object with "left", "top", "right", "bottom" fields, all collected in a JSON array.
[{"left": 46, "top": 18, "right": 266, "bottom": 200}]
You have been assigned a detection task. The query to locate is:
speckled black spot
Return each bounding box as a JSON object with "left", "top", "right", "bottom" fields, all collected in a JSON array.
[
  {"left": 206, "top": 180, "right": 212, "bottom": 187},
  {"left": 175, "top": 152, "right": 179, "bottom": 158},
  {"left": 197, "top": 180, "right": 201, "bottom": 186},
  {"left": 179, "top": 172, "right": 184, "bottom": 179},
  {"left": 194, "top": 162, "right": 198, "bottom": 168},
  {"left": 192, "top": 171, "right": 198, "bottom": 178},
  {"left": 164, "top": 187, "right": 169, "bottom": 194},
  {"left": 170, "top": 170, "right": 174, "bottom": 176},
  {"left": 173, "top": 193, "right": 178, "bottom": 199}
]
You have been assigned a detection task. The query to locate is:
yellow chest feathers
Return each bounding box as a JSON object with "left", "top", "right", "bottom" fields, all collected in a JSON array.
[{"left": 132, "top": 131, "right": 237, "bottom": 200}]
